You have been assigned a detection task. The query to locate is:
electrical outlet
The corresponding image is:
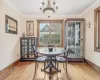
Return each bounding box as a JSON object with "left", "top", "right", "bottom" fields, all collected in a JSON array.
[{"left": 17, "top": 54, "right": 19, "bottom": 57}]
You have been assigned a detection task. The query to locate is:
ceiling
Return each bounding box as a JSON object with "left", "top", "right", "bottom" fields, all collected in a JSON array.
[{"left": 6, "top": 0, "right": 96, "bottom": 16}]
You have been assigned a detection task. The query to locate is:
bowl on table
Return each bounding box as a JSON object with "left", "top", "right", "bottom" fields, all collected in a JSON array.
[
  {"left": 48, "top": 44, "right": 54, "bottom": 52},
  {"left": 48, "top": 47, "right": 53, "bottom": 52}
]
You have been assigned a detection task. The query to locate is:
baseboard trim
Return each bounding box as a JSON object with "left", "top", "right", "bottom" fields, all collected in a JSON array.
[
  {"left": 85, "top": 59, "right": 100, "bottom": 73},
  {"left": 0, "top": 59, "right": 20, "bottom": 80},
  {"left": 68, "top": 58, "right": 84, "bottom": 62}
]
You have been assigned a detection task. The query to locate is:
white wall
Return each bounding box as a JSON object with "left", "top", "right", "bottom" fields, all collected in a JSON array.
[
  {"left": 0, "top": 0, "right": 24, "bottom": 70},
  {"left": 82, "top": 0, "right": 100, "bottom": 67}
]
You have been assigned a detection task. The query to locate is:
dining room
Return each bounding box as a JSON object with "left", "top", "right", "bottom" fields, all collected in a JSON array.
[{"left": 0, "top": 0, "right": 100, "bottom": 80}]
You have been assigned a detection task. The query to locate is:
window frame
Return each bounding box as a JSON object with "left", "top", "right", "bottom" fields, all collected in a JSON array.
[
  {"left": 94, "top": 6, "right": 100, "bottom": 52},
  {"left": 37, "top": 20, "right": 64, "bottom": 47}
]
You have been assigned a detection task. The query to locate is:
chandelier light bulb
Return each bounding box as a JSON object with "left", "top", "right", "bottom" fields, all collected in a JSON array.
[
  {"left": 42, "top": 1, "right": 45, "bottom": 5},
  {"left": 40, "top": 7, "right": 42, "bottom": 10},
  {"left": 56, "top": 6, "right": 58, "bottom": 9},
  {"left": 53, "top": 1, "right": 56, "bottom": 5}
]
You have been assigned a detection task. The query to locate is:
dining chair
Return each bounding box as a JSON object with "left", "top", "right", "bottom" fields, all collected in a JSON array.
[
  {"left": 56, "top": 49, "right": 68, "bottom": 74},
  {"left": 32, "top": 46, "right": 47, "bottom": 80},
  {"left": 56, "top": 47, "right": 75, "bottom": 73}
]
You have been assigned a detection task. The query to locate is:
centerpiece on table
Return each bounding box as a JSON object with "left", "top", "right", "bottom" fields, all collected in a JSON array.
[{"left": 48, "top": 44, "right": 54, "bottom": 52}]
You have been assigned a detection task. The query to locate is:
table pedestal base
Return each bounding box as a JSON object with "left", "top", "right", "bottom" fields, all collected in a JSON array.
[{"left": 41, "top": 57, "right": 61, "bottom": 78}]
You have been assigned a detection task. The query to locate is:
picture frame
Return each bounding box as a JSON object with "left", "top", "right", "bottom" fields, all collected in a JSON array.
[
  {"left": 5, "top": 15, "right": 17, "bottom": 34},
  {"left": 26, "top": 21, "right": 34, "bottom": 36}
]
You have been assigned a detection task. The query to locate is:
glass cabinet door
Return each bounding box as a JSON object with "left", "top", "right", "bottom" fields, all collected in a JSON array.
[
  {"left": 28, "top": 38, "right": 35, "bottom": 58},
  {"left": 67, "top": 22, "right": 76, "bottom": 58},
  {"left": 21, "top": 39, "right": 28, "bottom": 58},
  {"left": 20, "top": 37, "right": 37, "bottom": 61},
  {"left": 75, "top": 22, "right": 81, "bottom": 58},
  {"left": 80, "top": 22, "right": 84, "bottom": 57},
  {"left": 67, "top": 21, "right": 84, "bottom": 58}
]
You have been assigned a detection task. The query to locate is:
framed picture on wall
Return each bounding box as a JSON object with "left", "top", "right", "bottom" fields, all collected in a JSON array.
[
  {"left": 26, "top": 21, "right": 34, "bottom": 36},
  {"left": 5, "top": 15, "right": 17, "bottom": 34}
]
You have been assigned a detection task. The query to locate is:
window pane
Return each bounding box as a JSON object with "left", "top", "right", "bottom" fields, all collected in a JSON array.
[
  {"left": 51, "top": 23, "right": 62, "bottom": 45},
  {"left": 39, "top": 23, "right": 50, "bottom": 46},
  {"left": 38, "top": 21, "right": 62, "bottom": 46}
]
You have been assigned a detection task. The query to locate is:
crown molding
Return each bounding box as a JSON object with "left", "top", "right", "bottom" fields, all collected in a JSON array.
[
  {"left": 4, "top": 0, "right": 23, "bottom": 17},
  {"left": 23, "top": 14, "right": 82, "bottom": 19},
  {"left": 81, "top": 0, "right": 100, "bottom": 16}
]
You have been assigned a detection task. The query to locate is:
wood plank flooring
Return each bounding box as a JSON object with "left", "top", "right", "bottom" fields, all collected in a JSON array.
[{"left": 3, "top": 62, "right": 100, "bottom": 80}]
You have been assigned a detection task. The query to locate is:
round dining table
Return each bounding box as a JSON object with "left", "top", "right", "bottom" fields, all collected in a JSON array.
[{"left": 37, "top": 47, "right": 65, "bottom": 78}]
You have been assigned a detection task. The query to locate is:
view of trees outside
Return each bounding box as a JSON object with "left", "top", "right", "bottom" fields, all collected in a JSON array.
[
  {"left": 40, "top": 34, "right": 60, "bottom": 44},
  {"left": 39, "top": 22, "right": 62, "bottom": 46}
]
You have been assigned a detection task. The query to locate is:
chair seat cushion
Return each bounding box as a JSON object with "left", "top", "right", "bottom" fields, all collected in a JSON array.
[
  {"left": 56, "top": 56, "right": 66, "bottom": 62},
  {"left": 36, "top": 56, "right": 46, "bottom": 62}
]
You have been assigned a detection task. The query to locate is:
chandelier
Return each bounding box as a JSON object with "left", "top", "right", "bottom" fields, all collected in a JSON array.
[{"left": 40, "top": 0, "right": 58, "bottom": 17}]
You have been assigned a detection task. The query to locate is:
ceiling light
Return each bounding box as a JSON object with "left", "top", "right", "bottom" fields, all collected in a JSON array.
[{"left": 40, "top": 0, "right": 58, "bottom": 17}]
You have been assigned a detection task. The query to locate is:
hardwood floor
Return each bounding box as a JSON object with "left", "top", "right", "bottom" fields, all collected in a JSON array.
[{"left": 3, "top": 62, "right": 100, "bottom": 80}]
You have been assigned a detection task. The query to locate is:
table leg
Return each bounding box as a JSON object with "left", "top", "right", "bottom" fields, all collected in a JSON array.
[
  {"left": 49, "top": 63, "right": 52, "bottom": 78},
  {"left": 41, "top": 56, "right": 61, "bottom": 75}
]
